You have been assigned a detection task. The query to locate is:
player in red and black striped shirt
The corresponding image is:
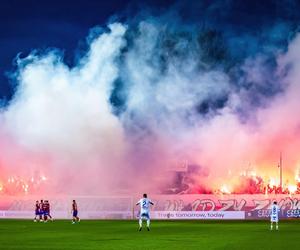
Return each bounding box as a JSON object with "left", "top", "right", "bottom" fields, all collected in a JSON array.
[
  {"left": 72, "top": 200, "right": 80, "bottom": 224},
  {"left": 42, "top": 201, "right": 48, "bottom": 222},
  {"left": 45, "top": 200, "right": 53, "bottom": 221},
  {"left": 34, "top": 201, "right": 39, "bottom": 222},
  {"left": 39, "top": 200, "right": 44, "bottom": 222}
]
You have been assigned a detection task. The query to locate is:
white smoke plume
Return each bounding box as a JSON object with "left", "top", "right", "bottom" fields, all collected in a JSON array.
[{"left": 1, "top": 18, "right": 300, "bottom": 195}]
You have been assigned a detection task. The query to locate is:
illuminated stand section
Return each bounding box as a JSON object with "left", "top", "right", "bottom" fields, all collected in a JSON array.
[{"left": 0, "top": 159, "right": 299, "bottom": 219}]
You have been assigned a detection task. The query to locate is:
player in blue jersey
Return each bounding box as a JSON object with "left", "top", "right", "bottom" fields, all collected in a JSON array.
[{"left": 136, "top": 194, "right": 154, "bottom": 231}]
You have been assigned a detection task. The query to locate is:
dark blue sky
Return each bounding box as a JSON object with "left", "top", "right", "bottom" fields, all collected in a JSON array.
[
  {"left": 1, "top": 0, "right": 300, "bottom": 102},
  {"left": 0, "top": 0, "right": 174, "bottom": 101}
]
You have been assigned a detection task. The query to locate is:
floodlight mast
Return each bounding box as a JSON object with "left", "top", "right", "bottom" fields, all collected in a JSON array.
[{"left": 279, "top": 152, "right": 283, "bottom": 190}]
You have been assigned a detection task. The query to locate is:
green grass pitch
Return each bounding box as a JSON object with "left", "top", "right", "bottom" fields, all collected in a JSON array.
[{"left": 0, "top": 219, "right": 299, "bottom": 250}]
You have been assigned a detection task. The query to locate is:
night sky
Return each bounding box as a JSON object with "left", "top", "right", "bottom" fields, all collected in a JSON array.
[
  {"left": 0, "top": 0, "right": 174, "bottom": 101},
  {"left": 1, "top": 0, "right": 300, "bottom": 101}
]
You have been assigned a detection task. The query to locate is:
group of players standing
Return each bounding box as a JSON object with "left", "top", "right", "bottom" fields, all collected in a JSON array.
[
  {"left": 34, "top": 199, "right": 80, "bottom": 224},
  {"left": 32, "top": 195, "right": 152, "bottom": 229},
  {"left": 33, "top": 195, "right": 279, "bottom": 231},
  {"left": 34, "top": 200, "right": 53, "bottom": 222}
]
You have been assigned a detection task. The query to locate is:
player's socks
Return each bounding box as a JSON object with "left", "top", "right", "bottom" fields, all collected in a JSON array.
[
  {"left": 147, "top": 227, "right": 150, "bottom": 231},
  {"left": 139, "top": 227, "right": 142, "bottom": 231}
]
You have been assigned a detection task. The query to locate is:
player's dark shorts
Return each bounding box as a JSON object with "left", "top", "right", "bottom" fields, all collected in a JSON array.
[
  {"left": 35, "top": 210, "right": 39, "bottom": 215},
  {"left": 73, "top": 210, "right": 78, "bottom": 217},
  {"left": 140, "top": 213, "right": 149, "bottom": 219},
  {"left": 39, "top": 210, "right": 44, "bottom": 215},
  {"left": 44, "top": 212, "right": 49, "bottom": 216}
]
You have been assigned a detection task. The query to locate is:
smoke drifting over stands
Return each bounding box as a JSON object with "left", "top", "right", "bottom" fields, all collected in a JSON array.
[{"left": 1, "top": 1, "right": 300, "bottom": 195}]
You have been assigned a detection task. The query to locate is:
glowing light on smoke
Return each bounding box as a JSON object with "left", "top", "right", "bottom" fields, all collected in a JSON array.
[
  {"left": 220, "top": 185, "right": 231, "bottom": 194},
  {"left": 0, "top": 173, "right": 49, "bottom": 195},
  {"left": 296, "top": 169, "right": 300, "bottom": 182},
  {"left": 240, "top": 171, "right": 246, "bottom": 177},
  {"left": 240, "top": 170, "right": 257, "bottom": 177},
  {"left": 269, "top": 178, "right": 277, "bottom": 187},
  {"left": 8, "top": 177, "right": 15, "bottom": 184},
  {"left": 288, "top": 185, "right": 297, "bottom": 194},
  {"left": 22, "top": 184, "right": 29, "bottom": 194}
]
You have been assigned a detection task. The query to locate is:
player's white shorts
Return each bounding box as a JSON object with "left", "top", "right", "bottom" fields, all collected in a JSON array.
[
  {"left": 271, "top": 216, "right": 278, "bottom": 222},
  {"left": 140, "top": 212, "right": 150, "bottom": 219}
]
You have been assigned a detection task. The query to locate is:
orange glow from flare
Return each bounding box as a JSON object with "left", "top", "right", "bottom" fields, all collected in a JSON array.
[
  {"left": 0, "top": 174, "right": 48, "bottom": 195},
  {"left": 296, "top": 170, "right": 300, "bottom": 182},
  {"left": 269, "top": 177, "right": 277, "bottom": 187},
  {"left": 220, "top": 184, "right": 231, "bottom": 194},
  {"left": 288, "top": 184, "right": 297, "bottom": 194}
]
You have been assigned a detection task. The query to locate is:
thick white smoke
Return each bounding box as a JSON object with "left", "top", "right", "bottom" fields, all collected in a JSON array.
[
  {"left": 1, "top": 23, "right": 129, "bottom": 194},
  {"left": 1, "top": 19, "right": 300, "bottom": 195},
  {"left": 4, "top": 23, "right": 126, "bottom": 155}
]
